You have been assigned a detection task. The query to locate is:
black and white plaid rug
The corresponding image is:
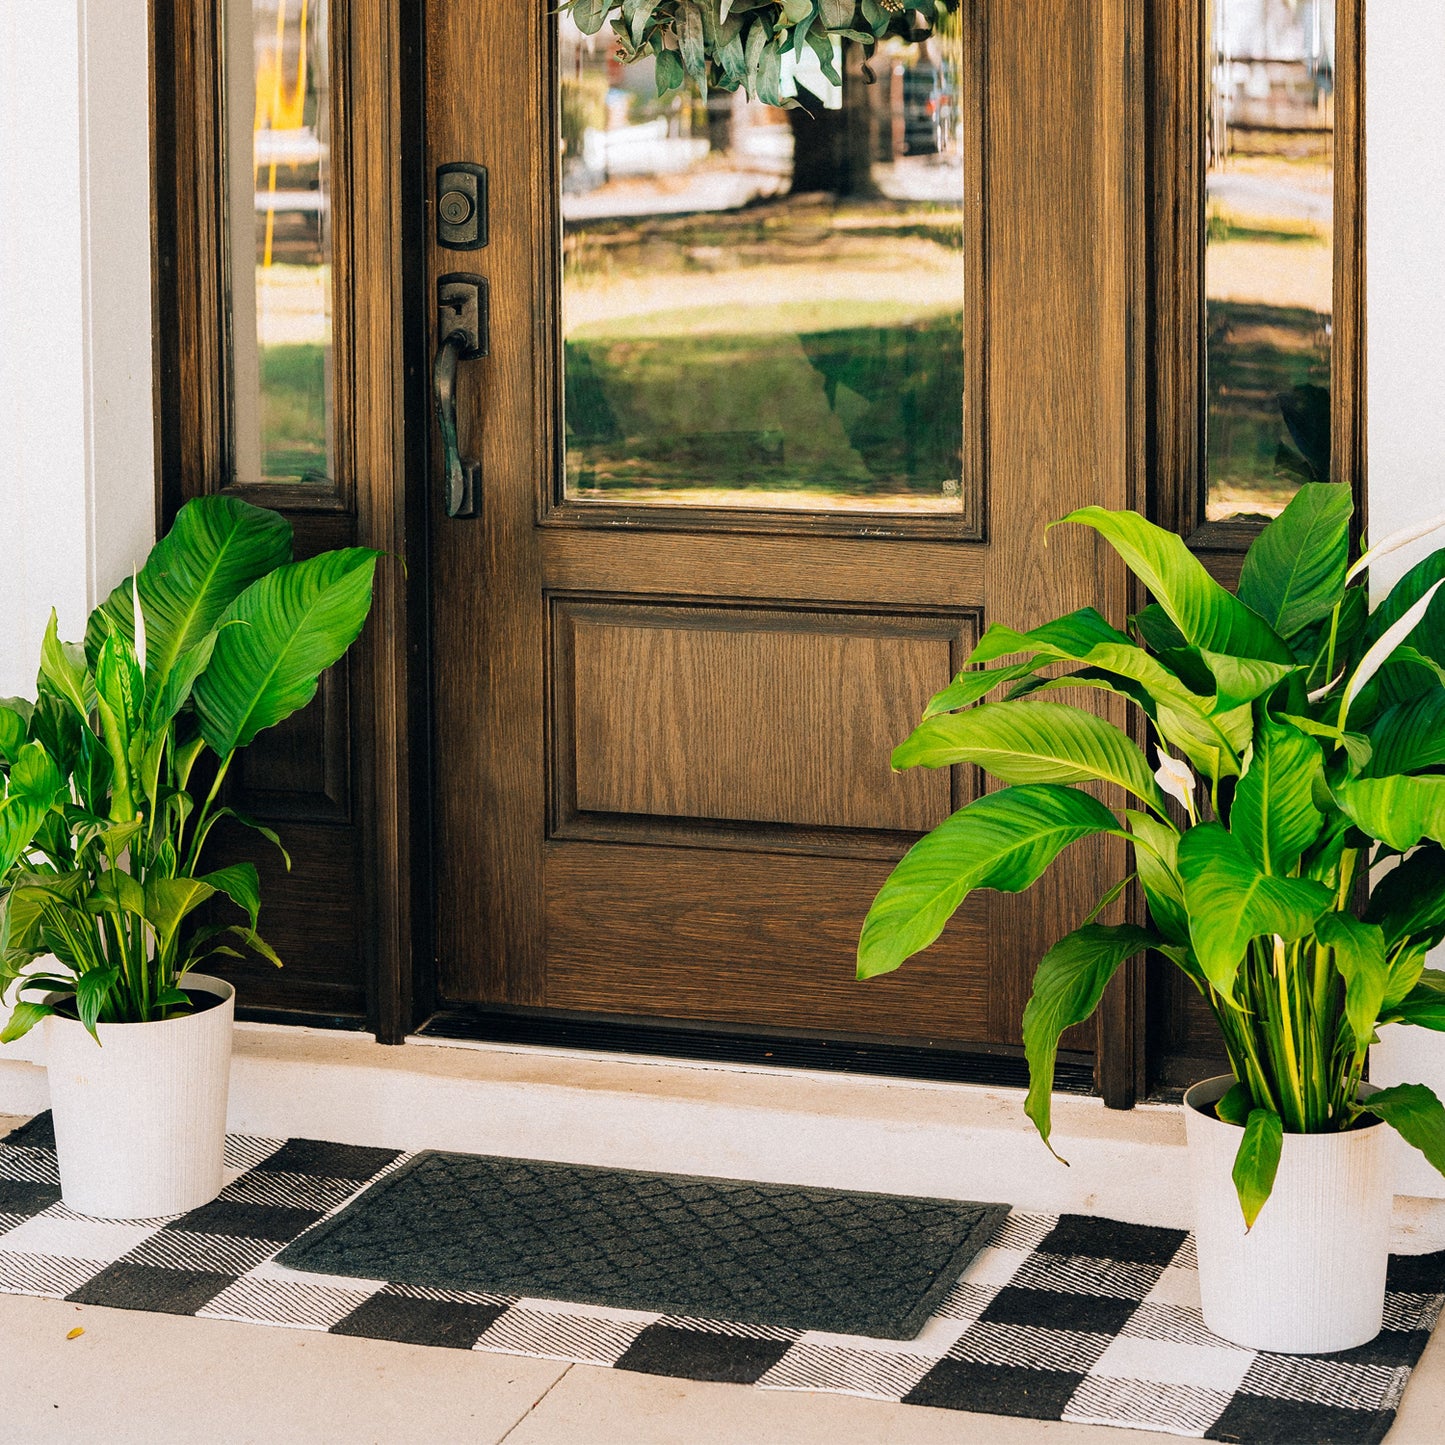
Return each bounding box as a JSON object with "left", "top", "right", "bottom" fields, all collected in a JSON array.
[{"left": 0, "top": 1115, "right": 1441, "bottom": 1443}]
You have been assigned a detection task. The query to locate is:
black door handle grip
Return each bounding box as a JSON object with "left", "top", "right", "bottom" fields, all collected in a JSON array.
[{"left": 432, "top": 328, "right": 481, "bottom": 519}]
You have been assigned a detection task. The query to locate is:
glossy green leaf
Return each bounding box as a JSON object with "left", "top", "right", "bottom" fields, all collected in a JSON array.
[
  {"left": 1023, "top": 923, "right": 1156, "bottom": 1154},
  {"left": 1365, "top": 847, "right": 1445, "bottom": 949},
  {"left": 892, "top": 700, "right": 1169, "bottom": 813},
  {"left": 1237, "top": 482, "right": 1353, "bottom": 638},
  {"left": 1364, "top": 692, "right": 1445, "bottom": 778},
  {"left": 1392, "top": 970, "right": 1445, "bottom": 1030},
  {"left": 1340, "top": 582, "right": 1445, "bottom": 729},
  {"left": 1214, "top": 1080, "right": 1253, "bottom": 1126},
  {"left": 1364, "top": 546, "right": 1445, "bottom": 664},
  {"left": 923, "top": 658, "right": 1042, "bottom": 719},
  {"left": 0, "top": 1000, "right": 54, "bottom": 1044},
  {"left": 1334, "top": 775, "right": 1445, "bottom": 852},
  {"left": 1176, "top": 824, "right": 1332, "bottom": 996},
  {"left": 96, "top": 494, "right": 292, "bottom": 682},
  {"left": 143, "top": 877, "right": 216, "bottom": 955},
  {"left": 1230, "top": 715, "right": 1324, "bottom": 873},
  {"left": 1365, "top": 1082, "right": 1445, "bottom": 1178},
  {"left": 201, "top": 862, "right": 261, "bottom": 932},
  {"left": 0, "top": 705, "right": 28, "bottom": 765},
  {"left": 1232, "top": 1108, "right": 1284, "bottom": 1228},
  {"left": 1124, "top": 810, "right": 1190, "bottom": 946},
  {"left": 1057, "top": 508, "right": 1292, "bottom": 662},
  {"left": 195, "top": 549, "right": 381, "bottom": 756},
  {"left": 1317, "top": 913, "right": 1388, "bottom": 1052},
  {"left": 38, "top": 612, "right": 90, "bottom": 720},
  {"left": 858, "top": 785, "right": 1122, "bottom": 979},
  {"left": 75, "top": 965, "right": 119, "bottom": 1040}
]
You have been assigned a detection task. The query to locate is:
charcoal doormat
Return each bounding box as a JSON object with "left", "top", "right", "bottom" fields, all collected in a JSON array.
[
  {"left": 1, "top": 1116, "right": 1442, "bottom": 1443},
  {"left": 275, "top": 1151, "right": 1007, "bottom": 1338}
]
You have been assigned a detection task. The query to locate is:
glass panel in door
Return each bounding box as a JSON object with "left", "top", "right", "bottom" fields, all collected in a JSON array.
[
  {"left": 224, "top": 0, "right": 335, "bottom": 485},
  {"left": 559, "top": 19, "right": 966, "bottom": 513},
  {"left": 1205, "top": 0, "right": 1334, "bottom": 521}
]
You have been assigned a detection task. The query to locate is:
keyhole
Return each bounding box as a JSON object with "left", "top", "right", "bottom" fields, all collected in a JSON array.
[{"left": 439, "top": 190, "right": 473, "bottom": 226}]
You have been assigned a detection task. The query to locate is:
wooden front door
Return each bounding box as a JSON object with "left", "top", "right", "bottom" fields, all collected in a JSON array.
[{"left": 423, "top": 3, "right": 1141, "bottom": 1088}]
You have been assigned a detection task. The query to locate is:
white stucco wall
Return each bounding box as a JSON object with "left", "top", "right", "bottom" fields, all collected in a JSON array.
[
  {"left": 1362, "top": 7, "right": 1445, "bottom": 1197},
  {"left": 0, "top": 0, "right": 155, "bottom": 698}
]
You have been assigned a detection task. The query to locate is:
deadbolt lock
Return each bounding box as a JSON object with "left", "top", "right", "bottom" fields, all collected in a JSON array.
[{"left": 435, "top": 163, "right": 487, "bottom": 250}]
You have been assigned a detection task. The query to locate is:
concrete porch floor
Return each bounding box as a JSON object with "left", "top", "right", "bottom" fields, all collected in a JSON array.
[
  {"left": 0, "top": 1288, "right": 1442, "bottom": 1444},
  {"left": 0, "top": 1108, "right": 1442, "bottom": 1445}
]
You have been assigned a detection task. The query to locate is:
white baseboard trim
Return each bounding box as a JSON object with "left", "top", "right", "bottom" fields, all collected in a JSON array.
[{"left": 3, "top": 1022, "right": 1442, "bottom": 1249}]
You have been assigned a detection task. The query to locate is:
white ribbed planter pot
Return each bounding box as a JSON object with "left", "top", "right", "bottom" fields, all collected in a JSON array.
[
  {"left": 44, "top": 974, "right": 234, "bottom": 1219},
  {"left": 1184, "top": 1074, "right": 1392, "bottom": 1354}
]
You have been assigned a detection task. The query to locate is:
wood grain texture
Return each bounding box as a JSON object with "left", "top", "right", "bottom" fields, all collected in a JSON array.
[
  {"left": 979, "top": 3, "right": 1138, "bottom": 1080},
  {"left": 565, "top": 605, "right": 954, "bottom": 831},
  {"left": 544, "top": 843, "right": 989, "bottom": 1041}
]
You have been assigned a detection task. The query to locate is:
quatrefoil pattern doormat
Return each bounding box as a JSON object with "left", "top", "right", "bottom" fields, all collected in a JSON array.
[{"left": 1, "top": 1116, "right": 1442, "bottom": 1443}]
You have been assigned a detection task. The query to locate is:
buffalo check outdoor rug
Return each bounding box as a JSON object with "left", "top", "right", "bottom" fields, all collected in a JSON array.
[{"left": 1, "top": 1116, "right": 1442, "bottom": 1443}]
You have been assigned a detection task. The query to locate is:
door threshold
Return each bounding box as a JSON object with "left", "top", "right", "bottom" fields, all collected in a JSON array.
[{"left": 414, "top": 1006, "right": 1097, "bottom": 1092}]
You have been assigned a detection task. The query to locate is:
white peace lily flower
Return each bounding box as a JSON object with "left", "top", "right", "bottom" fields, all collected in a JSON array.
[
  {"left": 131, "top": 569, "right": 146, "bottom": 677},
  {"left": 1154, "top": 749, "right": 1197, "bottom": 821}
]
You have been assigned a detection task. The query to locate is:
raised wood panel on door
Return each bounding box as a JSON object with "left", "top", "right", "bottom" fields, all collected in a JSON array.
[{"left": 553, "top": 600, "right": 971, "bottom": 841}]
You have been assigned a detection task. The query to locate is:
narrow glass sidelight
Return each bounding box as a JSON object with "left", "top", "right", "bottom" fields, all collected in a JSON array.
[
  {"left": 224, "top": 0, "right": 334, "bottom": 486},
  {"left": 557, "top": 17, "right": 965, "bottom": 514},
  {"left": 1204, "top": 0, "right": 1334, "bottom": 522}
]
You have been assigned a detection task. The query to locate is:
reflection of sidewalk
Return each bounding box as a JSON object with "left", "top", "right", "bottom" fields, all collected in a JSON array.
[
  {"left": 1207, "top": 170, "right": 1331, "bottom": 225},
  {"left": 563, "top": 155, "right": 963, "bottom": 222},
  {"left": 563, "top": 167, "right": 789, "bottom": 222},
  {"left": 876, "top": 155, "right": 965, "bottom": 204}
]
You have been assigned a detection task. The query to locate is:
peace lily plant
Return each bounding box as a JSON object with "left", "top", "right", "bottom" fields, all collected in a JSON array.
[
  {"left": 859, "top": 483, "right": 1445, "bottom": 1226},
  {"left": 0, "top": 495, "right": 379, "bottom": 1043}
]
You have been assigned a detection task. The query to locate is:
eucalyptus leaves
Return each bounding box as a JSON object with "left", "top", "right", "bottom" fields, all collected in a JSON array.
[
  {"left": 0, "top": 496, "right": 379, "bottom": 1040},
  {"left": 562, "top": 0, "right": 957, "bottom": 104},
  {"left": 860, "top": 484, "right": 1445, "bottom": 1223}
]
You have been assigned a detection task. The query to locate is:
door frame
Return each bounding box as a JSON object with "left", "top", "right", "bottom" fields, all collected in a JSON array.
[
  {"left": 149, "top": 2, "right": 1208, "bottom": 1103},
  {"left": 152, "top": 0, "right": 427, "bottom": 1040}
]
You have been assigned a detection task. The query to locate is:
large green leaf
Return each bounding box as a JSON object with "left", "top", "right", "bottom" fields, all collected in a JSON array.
[
  {"left": 1334, "top": 775, "right": 1445, "bottom": 852},
  {"left": 1237, "top": 482, "right": 1353, "bottom": 638},
  {"left": 1233, "top": 1108, "right": 1284, "bottom": 1228},
  {"left": 1229, "top": 715, "right": 1323, "bottom": 873},
  {"left": 1366, "top": 847, "right": 1445, "bottom": 949},
  {"left": 858, "top": 785, "right": 1122, "bottom": 979},
  {"left": 194, "top": 549, "right": 381, "bottom": 756},
  {"left": 38, "top": 612, "right": 90, "bottom": 720},
  {"left": 1022, "top": 922, "right": 1156, "bottom": 1153},
  {"left": 144, "top": 877, "right": 216, "bottom": 956},
  {"left": 892, "top": 700, "right": 1169, "bottom": 813},
  {"left": 1364, "top": 692, "right": 1445, "bottom": 777},
  {"left": 1124, "top": 810, "right": 1190, "bottom": 947},
  {"left": 923, "top": 658, "right": 1042, "bottom": 719},
  {"left": 1316, "top": 913, "right": 1388, "bottom": 1052},
  {"left": 90, "top": 495, "right": 293, "bottom": 708},
  {"left": 201, "top": 862, "right": 262, "bottom": 932},
  {"left": 1176, "top": 824, "right": 1332, "bottom": 996},
  {"left": 1058, "top": 508, "right": 1292, "bottom": 662},
  {"left": 1364, "top": 1082, "right": 1445, "bottom": 1178},
  {"left": 1392, "top": 971, "right": 1445, "bottom": 1030},
  {"left": 1364, "top": 547, "right": 1445, "bottom": 665},
  {"left": 1340, "top": 582, "right": 1445, "bottom": 729},
  {"left": 969, "top": 608, "right": 1134, "bottom": 666}
]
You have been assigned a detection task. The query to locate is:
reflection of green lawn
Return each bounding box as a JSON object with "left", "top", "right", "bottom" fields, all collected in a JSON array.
[
  {"left": 259, "top": 344, "right": 329, "bottom": 483},
  {"left": 1207, "top": 300, "right": 1328, "bottom": 520},
  {"left": 565, "top": 315, "right": 963, "bottom": 504}
]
